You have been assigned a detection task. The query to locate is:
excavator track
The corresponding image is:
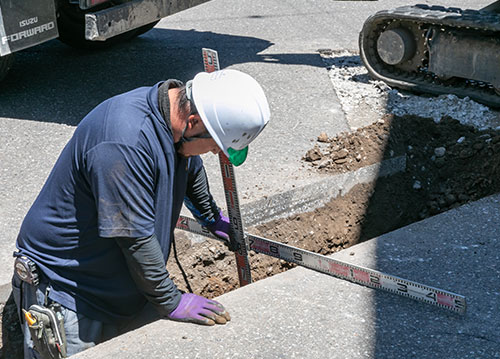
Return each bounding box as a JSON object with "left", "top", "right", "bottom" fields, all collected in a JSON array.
[{"left": 359, "top": 4, "right": 500, "bottom": 108}]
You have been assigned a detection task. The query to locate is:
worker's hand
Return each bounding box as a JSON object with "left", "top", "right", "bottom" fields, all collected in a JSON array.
[
  {"left": 206, "top": 210, "right": 238, "bottom": 251},
  {"left": 168, "top": 293, "right": 231, "bottom": 326},
  {"left": 206, "top": 210, "right": 230, "bottom": 241},
  {"left": 206, "top": 210, "right": 240, "bottom": 251}
]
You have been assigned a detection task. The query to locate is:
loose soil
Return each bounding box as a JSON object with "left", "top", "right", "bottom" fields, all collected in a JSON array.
[{"left": 3, "top": 113, "right": 500, "bottom": 358}]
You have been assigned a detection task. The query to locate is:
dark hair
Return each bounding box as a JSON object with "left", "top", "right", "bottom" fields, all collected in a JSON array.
[{"left": 176, "top": 85, "right": 190, "bottom": 113}]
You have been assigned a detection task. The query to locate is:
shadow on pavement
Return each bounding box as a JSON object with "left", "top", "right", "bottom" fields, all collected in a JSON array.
[
  {"left": 0, "top": 293, "right": 23, "bottom": 359},
  {"left": 357, "top": 115, "right": 500, "bottom": 357},
  {"left": 0, "top": 27, "right": 324, "bottom": 126}
]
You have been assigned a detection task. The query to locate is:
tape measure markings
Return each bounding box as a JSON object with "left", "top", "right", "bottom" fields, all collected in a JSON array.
[
  {"left": 175, "top": 215, "right": 466, "bottom": 314},
  {"left": 202, "top": 48, "right": 252, "bottom": 286}
]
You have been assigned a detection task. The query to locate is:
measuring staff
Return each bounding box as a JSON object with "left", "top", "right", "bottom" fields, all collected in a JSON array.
[{"left": 13, "top": 69, "right": 270, "bottom": 358}]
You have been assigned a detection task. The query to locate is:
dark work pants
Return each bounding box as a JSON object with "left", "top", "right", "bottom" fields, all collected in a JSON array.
[{"left": 11, "top": 274, "right": 160, "bottom": 358}]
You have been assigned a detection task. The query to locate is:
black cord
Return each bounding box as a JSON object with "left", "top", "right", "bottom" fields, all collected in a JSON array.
[{"left": 172, "top": 236, "right": 194, "bottom": 293}]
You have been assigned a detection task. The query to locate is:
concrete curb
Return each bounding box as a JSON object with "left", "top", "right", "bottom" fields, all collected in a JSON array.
[
  {"left": 185, "top": 155, "right": 406, "bottom": 245},
  {"left": 241, "top": 155, "right": 406, "bottom": 227}
]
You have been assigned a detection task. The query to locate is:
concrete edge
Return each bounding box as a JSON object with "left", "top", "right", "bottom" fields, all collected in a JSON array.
[
  {"left": 183, "top": 155, "right": 405, "bottom": 244},
  {"left": 241, "top": 155, "right": 406, "bottom": 227}
]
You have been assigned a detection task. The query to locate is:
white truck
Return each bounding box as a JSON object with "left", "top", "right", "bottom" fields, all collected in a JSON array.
[{"left": 0, "top": 0, "right": 210, "bottom": 81}]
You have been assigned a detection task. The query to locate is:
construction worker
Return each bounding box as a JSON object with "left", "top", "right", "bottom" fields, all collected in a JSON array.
[{"left": 12, "top": 69, "right": 270, "bottom": 358}]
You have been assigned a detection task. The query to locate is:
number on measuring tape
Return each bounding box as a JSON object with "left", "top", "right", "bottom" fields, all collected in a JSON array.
[{"left": 397, "top": 282, "right": 408, "bottom": 293}]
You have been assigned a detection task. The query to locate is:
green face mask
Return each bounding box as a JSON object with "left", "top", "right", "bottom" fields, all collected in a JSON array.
[{"left": 227, "top": 146, "right": 248, "bottom": 166}]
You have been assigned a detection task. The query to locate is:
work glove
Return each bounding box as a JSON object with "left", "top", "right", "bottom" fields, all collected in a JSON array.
[
  {"left": 207, "top": 210, "right": 238, "bottom": 251},
  {"left": 168, "top": 293, "right": 231, "bottom": 326}
]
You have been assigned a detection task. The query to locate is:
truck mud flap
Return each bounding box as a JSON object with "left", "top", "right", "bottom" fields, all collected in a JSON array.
[{"left": 0, "top": 0, "right": 58, "bottom": 56}]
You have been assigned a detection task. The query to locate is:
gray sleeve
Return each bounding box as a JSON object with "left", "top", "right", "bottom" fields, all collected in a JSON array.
[
  {"left": 115, "top": 234, "right": 182, "bottom": 317},
  {"left": 184, "top": 166, "right": 220, "bottom": 227}
]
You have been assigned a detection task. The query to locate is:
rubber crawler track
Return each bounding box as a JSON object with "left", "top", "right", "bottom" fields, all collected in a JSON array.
[{"left": 359, "top": 4, "right": 500, "bottom": 108}]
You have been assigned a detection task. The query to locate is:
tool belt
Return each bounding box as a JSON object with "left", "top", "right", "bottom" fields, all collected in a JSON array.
[{"left": 14, "top": 255, "right": 67, "bottom": 359}]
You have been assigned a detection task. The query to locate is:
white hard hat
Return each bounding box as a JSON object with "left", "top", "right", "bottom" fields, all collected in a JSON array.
[{"left": 191, "top": 69, "right": 270, "bottom": 166}]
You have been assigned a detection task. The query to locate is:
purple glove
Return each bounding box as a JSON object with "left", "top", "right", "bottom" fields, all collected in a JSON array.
[
  {"left": 207, "top": 210, "right": 231, "bottom": 241},
  {"left": 168, "top": 293, "right": 231, "bottom": 326}
]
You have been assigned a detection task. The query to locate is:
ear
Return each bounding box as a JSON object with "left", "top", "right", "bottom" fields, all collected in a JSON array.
[{"left": 187, "top": 114, "right": 202, "bottom": 130}]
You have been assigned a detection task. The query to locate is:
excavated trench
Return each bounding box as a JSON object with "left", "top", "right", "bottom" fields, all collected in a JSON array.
[
  {"left": 164, "top": 113, "right": 500, "bottom": 300},
  {"left": 2, "top": 113, "right": 500, "bottom": 358}
]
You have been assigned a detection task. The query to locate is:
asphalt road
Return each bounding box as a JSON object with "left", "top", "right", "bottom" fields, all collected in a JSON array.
[{"left": 0, "top": 0, "right": 492, "bottom": 291}]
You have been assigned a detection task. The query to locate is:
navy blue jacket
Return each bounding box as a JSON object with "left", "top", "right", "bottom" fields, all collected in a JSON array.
[{"left": 16, "top": 83, "right": 204, "bottom": 323}]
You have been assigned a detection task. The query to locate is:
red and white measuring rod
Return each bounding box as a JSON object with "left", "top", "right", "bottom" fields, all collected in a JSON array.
[
  {"left": 176, "top": 215, "right": 467, "bottom": 315},
  {"left": 202, "top": 48, "right": 252, "bottom": 286}
]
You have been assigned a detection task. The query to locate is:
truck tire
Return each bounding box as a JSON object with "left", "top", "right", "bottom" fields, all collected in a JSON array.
[
  {"left": 0, "top": 54, "right": 14, "bottom": 82},
  {"left": 56, "top": 1, "right": 157, "bottom": 49}
]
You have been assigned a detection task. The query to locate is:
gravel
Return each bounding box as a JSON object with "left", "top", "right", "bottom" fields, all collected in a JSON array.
[{"left": 321, "top": 50, "right": 500, "bottom": 130}]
